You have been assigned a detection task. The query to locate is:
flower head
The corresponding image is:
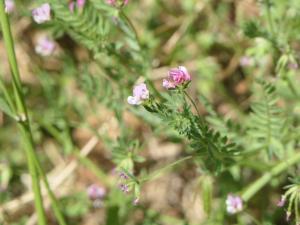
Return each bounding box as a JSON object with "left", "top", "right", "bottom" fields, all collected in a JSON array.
[
  {"left": 163, "top": 66, "right": 191, "bottom": 89},
  {"left": 77, "top": 0, "right": 86, "bottom": 8},
  {"left": 240, "top": 56, "right": 254, "bottom": 67},
  {"left": 87, "top": 184, "right": 106, "bottom": 200},
  {"left": 69, "top": 1, "right": 75, "bottom": 12},
  {"left": 35, "top": 37, "right": 56, "bottom": 57},
  {"left": 5, "top": 0, "right": 15, "bottom": 14},
  {"left": 133, "top": 197, "right": 139, "bottom": 205},
  {"left": 32, "top": 3, "right": 51, "bottom": 24},
  {"left": 119, "top": 171, "right": 129, "bottom": 180},
  {"left": 277, "top": 195, "right": 286, "bottom": 207},
  {"left": 119, "top": 183, "right": 129, "bottom": 193},
  {"left": 226, "top": 194, "right": 243, "bottom": 214},
  {"left": 127, "top": 83, "right": 149, "bottom": 105},
  {"left": 69, "top": 0, "right": 86, "bottom": 12}
]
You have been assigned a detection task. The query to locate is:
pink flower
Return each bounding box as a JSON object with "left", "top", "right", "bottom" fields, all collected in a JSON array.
[
  {"left": 77, "top": 0, "right": 86, "bottom": 8},
  {"left": 119, "top": 184, "right": 129, "bottom": 193},
  {"left": 163, "top": 66, "right": 191, "bottom": 89},
  {"left": 127, "top": 83, "right": 149, "bottom": 105},
  {"left": 277, "top": 195, "right": 286, "bottom": 207},
  {"left": 32, "top": 3, "right": 51, "bottom": 24},
  {"left": 87, "top": 184, "right": 106, "bottom": 200},
  {"left": 5, "top": 0, "right": 15, "bottom": 14},
  {"left": 240, "top": 56, "right": 254, "bottom": 67},
  {"left": 133, "top": 197, "right": 139, "bottom": 205},
  {"left": 226, "top": 194, "right": 243, "bottom": 214},
  {"left": 69, "top": 1, "right": 75, "bottom": 12},
  {"left": 106, "top": 0, "right": 116, "bottom": 5},
  {"left": 35, "top": 37, "right": 56, "bottom": 57},
  {"left": 70, "top": 0, "right": 86, "bottom": 12}
]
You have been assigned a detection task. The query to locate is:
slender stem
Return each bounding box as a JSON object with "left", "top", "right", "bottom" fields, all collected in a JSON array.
[
  {"left": 183, "top": 90, "right": 201, "bottom": 117},
  {"left": 19, "top": 124, "right": 47, "bottom": 225},
  {"left": 242, "top": 151, "right": 300, "bottom": 202},
  {"left": 33, "top": 154, "right": 67, "bottom": 225},
  {"left": 0, "top": 2, "right": 48, "bottom": 225},
  {"left": 285, "top": 76, "right": 299, "bottom": 98},
  {"left": 140, "top": 156, "right": 193, "bottom": 183},
  {"left": 265, "top": 0, "right": 275, "bottom": 37},
  {"left": 119, "top": 10, "right": 141, "bottom": 49}
]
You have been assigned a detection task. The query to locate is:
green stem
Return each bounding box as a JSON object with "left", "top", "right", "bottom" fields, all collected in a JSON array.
[
  {"left": 33, "top": 154, "right": 67, "bottom": 225},
  {"left": 242, "top": 151, "right": 300, "bottom": 202},
  {"left": 285, "top": 76, "right": 299, "bottom": 98},
  {"left": 0, "top": 3, "right": 67, "bottom": 225},
  {"left": 265, "top": 0, "right": 275, "bottom": 37},
  {"left": 19, "top": 124, "right": 47, "bottom": 225},
  {"left": 140, "top": 156, "right": 193, "bottom": 183},
  {"left": 183, "top": 90, "right": 201, "bottom": 117},
  {"left": 0, "top": 2, "right": 47, "bottom": 225}
]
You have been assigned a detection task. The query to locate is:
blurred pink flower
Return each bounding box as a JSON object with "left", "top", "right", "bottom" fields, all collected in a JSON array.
[
  {"left": 127, "top": 83, "right": 149, "bottom": 105},
  {"left": 119, "top": 183, "right": 129, "bottom": 193},
  {"left": 35, "top": 37, "right": 56, "bottom": 57},
  {"left": 69, "top": 1, "right": 75, "bottom": 12},
  {"left": 32, "top": 3, "right": 51, "bottom": 24},
  {"left": 277, "top": 195, "right": 286, "bottom": 207},
  {"left": 163, "top": 66, "right": 191, "bottom": 89},
  {"left": 226, "top": 194, "right": 243, "bottom": 214},
  {"left": 133, "top": 197, "right": 139, "bottom": 205},
  {"left": 5, "top": 0, "right": 15, "bottom": 14},
  {"left": 77, "top": 0, "right": 86, "bottom": 8},
  {"left": 69, "top": 0, "right": 85, "bottom": 13},
  {"left": 87, "top": 184, "right": 106, "bottom": 200},
  {"left": 240, "top": 56, "right": 254, "bottom": 67},
  {"left": 106, "top": 0, "right": 116, "bottom": 5}
]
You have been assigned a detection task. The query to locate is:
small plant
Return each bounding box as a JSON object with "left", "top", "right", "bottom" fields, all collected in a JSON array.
[{"left": 0, "top": 1, "right": 300, "bottom": 225}]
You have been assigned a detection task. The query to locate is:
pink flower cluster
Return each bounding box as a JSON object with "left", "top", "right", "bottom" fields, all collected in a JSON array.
[
  {"left": 163, "top": 66, "right": 191, "bottom": 89},
  {"left": 35, "top": 37, "right": 56, "bottom": 57},
  {"left": 226, "top": 194, "right": 243, "bottom": 214},
  {"left": 87, "top": 184, "right": 106, "bottom": 208},
  {"left": 87, "top": 184, "right": 106, "bottom": 200},
  {"left": 106, "top": 0, "right": 129, "bottom": 6},
  {"left": 127, "top": 66, "right": 192, "bottom": 106},
  {"left": 32, "top": 3, "right": 51, "bottom": 24},
  {"left": 5, "top": 0, "right": 15, "bottom": 14},
  {"left": 127, "top": 83, "right": 149, "bottom": 105}
]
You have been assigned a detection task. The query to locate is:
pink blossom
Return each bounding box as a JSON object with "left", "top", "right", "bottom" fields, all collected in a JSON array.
[
  {"left": 87, "top": 184, "right": 106, "bottom": 200},
  {"left": 69, "top": 1, "right": 75, "bottom": 13},
  {"left": 5, "top": 0, "right": 15, "bottom": 14},
  {"left": 127, "top": 83, "right": 149, "bottom": 105},
  {"left": 163, "top": 66, "right": 191, "bottom": 89},
  {"left": 119, "top": 184, "right": 129, "bottom": 193},
  {"left": 77, "top": 0, "right": 86, "bottom": 8},
  {"left": 106, "top": 0, "right": 116, "bottom": 5},
  {"left": 133, "top": 197, "right": 139, "bottom": 205},
  {"left": 277, "top": 195, "right": 286, "bottom": 207},
  {"left": 35, "top": 37, "right": 56, "bottom": 57},
  {"left": 226, "top": 194, "right": 243, "bottom": 214},
  {"left": 32, "top": 3, "right": 51, "bottom": 24},
  {"left": 240, "top": 56, "right": 254, "bottom": 67}
]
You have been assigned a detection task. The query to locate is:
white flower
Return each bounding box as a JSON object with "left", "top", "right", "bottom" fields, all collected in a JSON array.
[
  {"left": 32, "top": 3, "right": 51, "bottom": 24},
  {"left": 226, "top": 194, "right": 243, "bottom": 214}
]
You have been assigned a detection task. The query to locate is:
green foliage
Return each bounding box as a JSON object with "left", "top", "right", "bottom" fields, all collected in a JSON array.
[{"left": 246, "top": 80, "right": 288, "bottom": 159}]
